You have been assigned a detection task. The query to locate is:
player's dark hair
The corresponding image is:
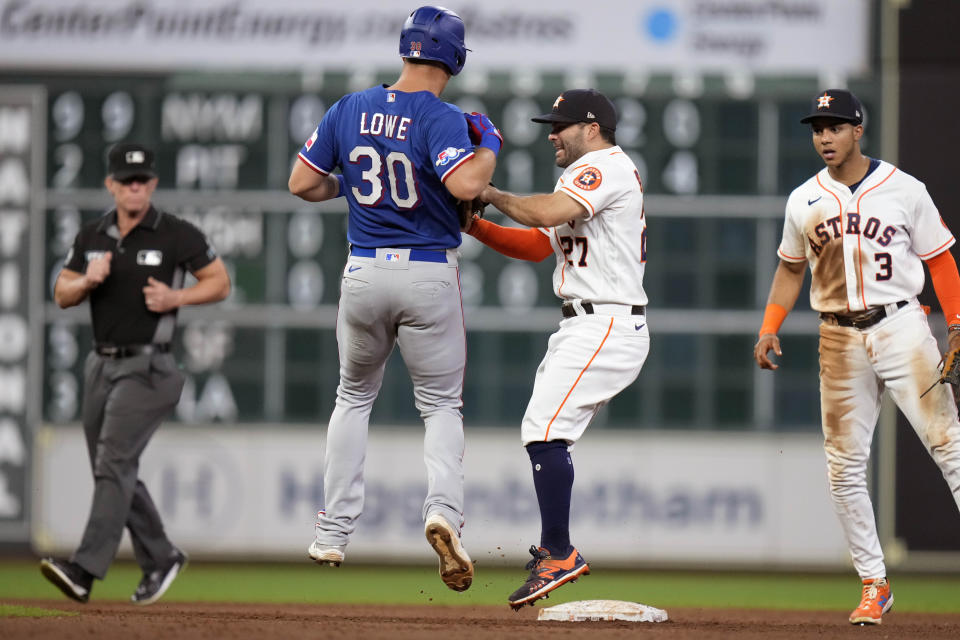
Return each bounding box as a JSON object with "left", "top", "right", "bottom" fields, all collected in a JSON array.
[{"left": 598, "top": 126, "right": 616, "bottom": 145}]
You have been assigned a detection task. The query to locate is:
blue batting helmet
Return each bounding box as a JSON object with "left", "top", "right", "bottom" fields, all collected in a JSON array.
[{"left": 399, "top": 6, "right": 468, "bottom": 76}]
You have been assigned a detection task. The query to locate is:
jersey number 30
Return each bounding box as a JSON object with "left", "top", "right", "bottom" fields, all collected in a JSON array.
[{"left": 349, "top": 146, "right": 420, "bottom": 209}]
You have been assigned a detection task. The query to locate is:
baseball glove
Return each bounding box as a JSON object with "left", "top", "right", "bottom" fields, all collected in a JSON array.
[
  {"left": 921, "top": 346, "right": 960, "bottom": 399},
  {"left": 456, "top": 196, "right": 487, "bottom": 228}
]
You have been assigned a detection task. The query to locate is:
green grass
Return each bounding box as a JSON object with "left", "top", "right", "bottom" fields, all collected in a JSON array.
[
  {"left": 0, "top": 603, "right": 78, "bottom": 618},
  {"left": 3, "top": 560, "right": 960, "bottom": 613}
]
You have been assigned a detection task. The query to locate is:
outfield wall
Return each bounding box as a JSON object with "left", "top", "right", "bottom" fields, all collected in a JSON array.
[{"left": 31, "top": 426, "right": 850, "bottom": 569}]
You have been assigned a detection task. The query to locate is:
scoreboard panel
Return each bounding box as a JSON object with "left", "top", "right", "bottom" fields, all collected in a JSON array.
[
  {"left": 3, "top": 71, "right": 881, "bottom": 429},
  {"left": 29, "top": 70, "right": 876, "bottom": 196}
]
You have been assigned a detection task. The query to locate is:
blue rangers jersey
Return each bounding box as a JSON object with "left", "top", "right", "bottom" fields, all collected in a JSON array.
[{"left": 298, "top": 85, "right": 475, "bottom": 249}]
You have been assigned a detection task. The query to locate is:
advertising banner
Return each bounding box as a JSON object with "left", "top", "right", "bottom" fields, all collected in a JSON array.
[
  {"left": 33, "top": 426, "right": 850, "bottom": 567},
  {"left": 0, "top": 0, "right": 869, "bottom": 75}
]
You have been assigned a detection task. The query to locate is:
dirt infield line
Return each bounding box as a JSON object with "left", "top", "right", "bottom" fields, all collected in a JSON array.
[{"left": 2, "top": 601, "right": 960, "bottom": 639}]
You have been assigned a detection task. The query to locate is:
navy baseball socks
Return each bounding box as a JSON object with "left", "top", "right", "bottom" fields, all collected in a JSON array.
[
  {"left": 508, "top": 441, "right": 590, "bottom": 609},
  {"left": 528, "top": 440, "right": 574, "bottom": 556}
]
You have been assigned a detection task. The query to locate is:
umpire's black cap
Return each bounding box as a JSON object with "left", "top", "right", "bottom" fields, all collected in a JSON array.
[
  {"left": 108, "top": 142, "right": 157, "bottom": 180},
  {"left": 532, "top": 89, "right": 618, "bottom": 131},
  {"left": 800, "top": 89, "right": 864, "bottom": 125}
]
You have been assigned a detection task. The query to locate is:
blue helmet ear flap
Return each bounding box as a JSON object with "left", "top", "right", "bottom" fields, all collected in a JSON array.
[{"left": 399, "top": 6, "right": 468, "bottom": 76}]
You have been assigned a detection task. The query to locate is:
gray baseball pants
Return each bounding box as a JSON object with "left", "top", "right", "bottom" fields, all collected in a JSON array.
[
  {"left": 315, "top": 248, "right": 467, "bottom": 546},
  {"left": 72, "top": 350, "right": 184, "bottom": 578}
]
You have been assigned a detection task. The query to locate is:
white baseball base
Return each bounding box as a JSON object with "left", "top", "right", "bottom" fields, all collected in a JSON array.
[{"left": 537, "top": 599, "right": 668, "bottom": 623}]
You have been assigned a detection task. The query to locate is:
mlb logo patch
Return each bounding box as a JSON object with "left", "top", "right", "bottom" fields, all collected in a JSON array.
[
  {"left": 384, "top": 253, "right": 401, "bottom": 262},
  {"left": 137, "top": 250, "right": 163, "bottom": 266},
  {"left": 125, "top": 150, "right": 146, "bottom": 165},
  {"left": 387, "top": 92, "right": 396, "bottom": 103},
  {"left": 305, "top": 127, "right": 318, "bottom": 150}
]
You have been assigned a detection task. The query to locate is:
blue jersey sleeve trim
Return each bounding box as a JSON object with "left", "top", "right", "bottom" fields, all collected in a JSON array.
[
  {"left": 297, "top": 152, "right": 331, "bottom": 175},
  {"left": 440, "top": 150, "right": 476, "bottom": 183}
]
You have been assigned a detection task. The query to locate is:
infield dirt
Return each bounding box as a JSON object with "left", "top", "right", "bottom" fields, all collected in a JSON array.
[{"left": 3, "top": 601, "right": 960, "bottom": 639}]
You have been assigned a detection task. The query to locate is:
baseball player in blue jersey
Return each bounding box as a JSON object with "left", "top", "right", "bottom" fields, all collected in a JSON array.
[{"left": 288, "top": 6, "right": 500, "bottom": 592}]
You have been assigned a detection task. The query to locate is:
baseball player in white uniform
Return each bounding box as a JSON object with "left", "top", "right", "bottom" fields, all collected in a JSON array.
[
  {"left": 467, "top": 89, "right": 649, "bottom": 609},
  {"left": 754, "top": 89, "right": 960, "bottom": 625}
]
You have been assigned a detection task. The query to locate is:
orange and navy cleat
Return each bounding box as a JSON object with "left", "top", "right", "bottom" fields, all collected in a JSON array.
[
  {"left": 508, "top": 545, "right": 590, "bottom": 610},
  {"left": 849, "top": 577, "right": 893, "bottom": 625}
]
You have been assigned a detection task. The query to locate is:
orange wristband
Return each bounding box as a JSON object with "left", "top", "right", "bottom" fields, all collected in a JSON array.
[
  {"left": 925, "top": 251, "right": 960, "bottom": 325},
  {"left": 759, "top": 303, "right": 788, "bottom": 337}
]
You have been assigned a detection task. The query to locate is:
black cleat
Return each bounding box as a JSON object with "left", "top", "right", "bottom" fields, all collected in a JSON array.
[
  {"left": 131, "top": 549, "right": 188, "bottom": 605},
  {"left": 40, "top": 558, "right": 93, "bottom": 603}
]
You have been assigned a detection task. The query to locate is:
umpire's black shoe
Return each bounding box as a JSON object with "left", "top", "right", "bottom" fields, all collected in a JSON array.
[
  {"left": 131, "top": 549, "right": 188, "bottom": 606},
  {"left": 40, "top": 557, "right": 93, "bottom": 603}
]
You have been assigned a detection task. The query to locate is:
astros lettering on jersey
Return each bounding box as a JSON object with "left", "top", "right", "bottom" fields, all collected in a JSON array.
[{"left": 777, "top": 159, "right": 954, "bottom": 313}]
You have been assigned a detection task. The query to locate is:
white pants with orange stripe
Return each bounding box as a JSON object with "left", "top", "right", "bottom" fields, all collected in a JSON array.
[
  {"left": 819, "top": 300, "right": 960, "bottom": 579},
  {"left": 520, "top": 312, "right": 649, "bottom": 445}
]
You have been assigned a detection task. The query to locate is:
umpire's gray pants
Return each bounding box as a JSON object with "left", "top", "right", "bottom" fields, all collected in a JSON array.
[{"left": 72, "top": 350, "right": 184, "bottom": 578}]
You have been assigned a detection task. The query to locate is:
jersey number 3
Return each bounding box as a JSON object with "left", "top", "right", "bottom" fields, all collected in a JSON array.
[
  {"left": 875, "top": 252, "right": 892, "bottom": 281},
  {"left": 349, "top": 146, "right": 420, "bottom": 209}
]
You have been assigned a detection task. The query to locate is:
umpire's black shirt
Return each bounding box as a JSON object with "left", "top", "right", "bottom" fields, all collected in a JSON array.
[{"left": 63, "top": 206, "right": 216, "bottom": 346}]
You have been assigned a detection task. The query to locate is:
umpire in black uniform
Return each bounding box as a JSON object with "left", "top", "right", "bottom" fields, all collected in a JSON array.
[{"left": 40, "top": 142, "right": 230, "bottom": 605}]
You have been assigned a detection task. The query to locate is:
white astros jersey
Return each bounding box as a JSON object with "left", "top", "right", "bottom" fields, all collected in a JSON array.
[
  {"left": 777, "top": 159, "right": 954, "bottom": 313},
  {"left": 519, "top": 145, "right": 649, "bottom": 446},
  {"left": 540, "top": 146, "right": 647, "bottom": 305},
  {"left": 538, "top": 145, "right": 647, "bottom": 305}
]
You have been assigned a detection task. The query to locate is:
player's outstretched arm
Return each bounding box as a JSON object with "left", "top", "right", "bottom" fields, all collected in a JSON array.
[
  {"left": 466, "top": 216, "right": 552, "bottom": 262},
  {"left": 480, "top": 185, "right": 585, "bottom": 228},
  {"left": 754, "top": 259, "right": 807, "bottom": 370}
]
